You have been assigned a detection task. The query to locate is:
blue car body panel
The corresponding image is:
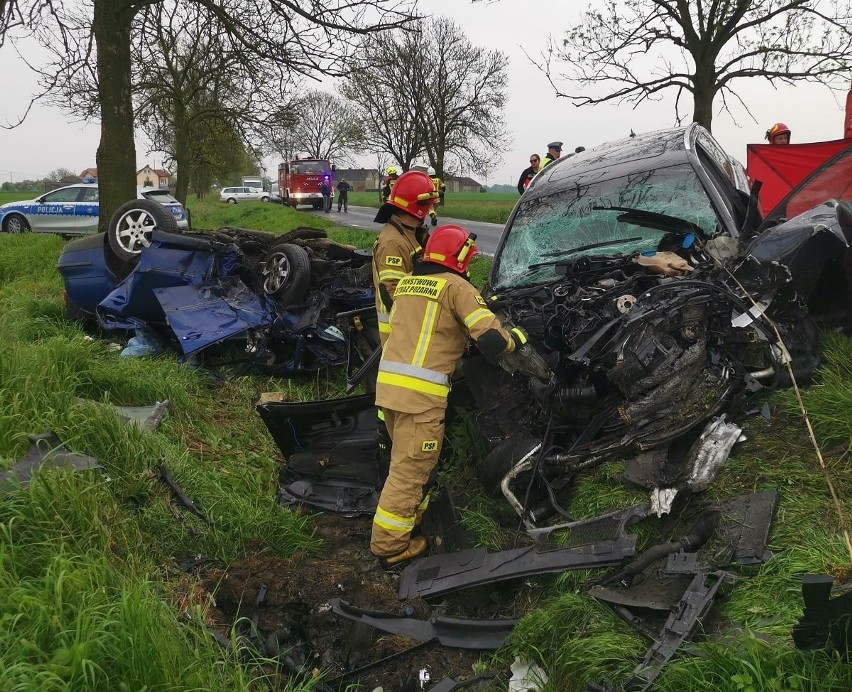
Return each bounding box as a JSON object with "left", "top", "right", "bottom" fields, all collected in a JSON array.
[
  {"left": 155, "top": 279, "right": 275, "bottom": 356},
  {"left": 57, "top": 229, "right": 376, "bottom": 372}
]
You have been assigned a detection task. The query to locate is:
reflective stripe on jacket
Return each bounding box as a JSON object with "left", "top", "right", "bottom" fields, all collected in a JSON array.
[
  {"left": 371, "top": 215, "right": 422, "bottom": 340},
  {"left": 376, "top": 270, "right": 515, "bottom": 413}
]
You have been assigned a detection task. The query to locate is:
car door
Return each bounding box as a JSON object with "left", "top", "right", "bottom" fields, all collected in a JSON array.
[
  {"left": 32, "top": 186, "right": 83, "bottom": 232},
  {"left": 74, "top": 186, "right": 100, "bottom": 234}
]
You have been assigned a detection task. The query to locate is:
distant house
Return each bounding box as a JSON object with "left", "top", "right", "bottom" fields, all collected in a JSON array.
[
  {"left": 78, "top": 167, "right": 98, "bottom": 182},
  {"left": 445, "top": 175, "right": 482, "bottom": 193},
  {"left": 334, "top": 168, "right": 381, "bottom": 192},
  {"left": 136, "top": 165, "right": 172, "bottom": 189}
]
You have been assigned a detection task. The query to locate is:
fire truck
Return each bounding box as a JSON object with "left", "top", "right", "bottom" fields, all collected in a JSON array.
[{"left": 277, "top": 158, "right": 334, "bottom": 209}]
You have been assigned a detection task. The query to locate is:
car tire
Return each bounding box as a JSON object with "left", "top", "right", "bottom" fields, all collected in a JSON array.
[
  {"left": 477, "top": 435, "right": 541, "bottom": 498},
  {"left": 107, "top": 198, "right": 178, "bottom": 263},
  {"left": 312, "top": 201, "right": 322, "bottom": 210},
  {"left": 2, "top": 213, "right": 30, "bottom": 234},
  {"left": 262, "top": 243, "right": 311, "bottom": 305},
  {"left": 261, "top": 196, "right": 269, "bottom": 202},
  {"left": 227, "top": 198, "right": 237, "bottom": 204}
]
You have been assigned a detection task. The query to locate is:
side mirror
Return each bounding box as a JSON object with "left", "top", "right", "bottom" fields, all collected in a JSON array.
[{"left": 331, "top": 163, "right": 337, "bottom": 172}]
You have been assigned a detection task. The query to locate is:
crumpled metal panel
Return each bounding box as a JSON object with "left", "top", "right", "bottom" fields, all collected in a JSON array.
[
  {"left": 97, "top": 244, "right": 232, "bottom": 328},
  {"left": 0, "top": 433, "right": 103, "bottom": 491},
  {"left": 154, "top": 277, "right": 275, "bottom": 355}
]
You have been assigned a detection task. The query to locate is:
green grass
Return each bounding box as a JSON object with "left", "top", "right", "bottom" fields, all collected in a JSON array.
[
  {"left": 0, "top": 232, "right": 328, "bottom": 689},
  {"left": 3, "top": 188, "right": 851, "bottom": 690},
  {"left": 348, "top": 190, "right": 518, "bottom": 224}
]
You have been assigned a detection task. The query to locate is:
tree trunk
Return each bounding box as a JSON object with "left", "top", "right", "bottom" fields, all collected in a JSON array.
[
  {"left": 93, "top": 0, "right": 137, "bottom": 233},
  {"left": 173, "top": 102, "right": 190, "bottom": 205},
  {"left": 692, "top": 61, "right": 716, "bottom": 131}
]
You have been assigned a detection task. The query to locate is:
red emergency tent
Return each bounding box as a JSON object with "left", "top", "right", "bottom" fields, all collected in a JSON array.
[{"left": 746, "top": 139, "right": 852, "bottom": 216}]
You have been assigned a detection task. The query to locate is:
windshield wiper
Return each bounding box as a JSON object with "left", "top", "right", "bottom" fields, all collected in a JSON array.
[
  {"left": 531, "top": 237, "right": 644, "bottom": 268},
  {"left": 592, "top": 205, "right": 707, "bottom": 238}
]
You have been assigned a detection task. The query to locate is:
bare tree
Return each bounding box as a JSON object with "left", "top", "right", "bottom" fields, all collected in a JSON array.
[
  {"left": 417, "top": 17, "right": 509, "bottom": 178},
  {"left": 43, "top": 167, "right": 77, "bottom": 182},
  {"left": 340, "top": 31, "right": 425, "bottom": 172},
  {"left": 342, "top": 18, "right": 509, "bottom": 178},
  {"left": 539, "top": 0, "right": 852, "bottom": 130},
  {"left": 132, "top": 2, "right": 293, "bottom": 204},
  {"left": 2, "top": 0, "right": 419, "bottom": 230},
  {"left": 269, "top": 89, "right": 364, "bottom": 163}
]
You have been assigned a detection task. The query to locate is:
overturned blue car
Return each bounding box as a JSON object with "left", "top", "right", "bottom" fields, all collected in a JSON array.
[{"left": 58, "top": 226, "right": 376, "bottom": 374}]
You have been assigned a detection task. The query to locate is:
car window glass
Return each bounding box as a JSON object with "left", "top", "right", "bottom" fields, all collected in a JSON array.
[
  {"left": 144, "top": 190, "right": 179, "bottom": 204},
  {"left": 696, "top": 130, "right": 735, "bottom": 185},
  {"left": 42, "top": 187, "right": 82, "bottom": 203},
  {"left": 695, "top": 146, "right": 738, "bottom": 221},
  {"left": 79, "top": 188, "right": 99, "bottom": 202},
  {"left": 494, "top": 163, "right": 718, "bottom": 289}
]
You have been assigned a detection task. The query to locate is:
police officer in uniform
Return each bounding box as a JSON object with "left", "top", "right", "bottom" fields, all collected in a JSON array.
[
  {"left": 540, "top": 141, "right": 563, "bottom": 169},
  {"left": 370, "top": 225, "right": 528, "bottom": 567}
]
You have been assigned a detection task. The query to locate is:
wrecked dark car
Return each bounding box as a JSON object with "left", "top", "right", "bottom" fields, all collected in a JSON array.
[
  {"left": 57, "top": 225, "right": 376, "bottom": 374},
  {"left": 467, "top": 124, "right": 851, "bottom": 516}
]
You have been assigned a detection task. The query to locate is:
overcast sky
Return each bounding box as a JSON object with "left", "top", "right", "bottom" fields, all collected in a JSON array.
[{"left": 1, "top": 0, "right": 849, "bottom": 187}]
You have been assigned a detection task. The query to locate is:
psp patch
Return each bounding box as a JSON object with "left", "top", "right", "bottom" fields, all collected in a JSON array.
[
  {"left": 385, "top": 255, "right": 403, "bottom": 266},
  {"left": 421, "top": 440, "right": 439, "bottom": 452}
]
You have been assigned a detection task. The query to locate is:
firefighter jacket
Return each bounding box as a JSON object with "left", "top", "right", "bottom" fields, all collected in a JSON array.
[
  {"left": 376, "top": 266, "right": 517, "bottom": 414},
  {"left": 372, "top": 214, "right": 425, "bottom": 342}
]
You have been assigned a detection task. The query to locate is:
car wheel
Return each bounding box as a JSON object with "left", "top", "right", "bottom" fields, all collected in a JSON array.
[
  {"left": 477, "top": 435, "right": 541, "bottom": 498},
  {"left": 2, "top": 214, "right": 30, "bottom": 234},
  {"left": 107, "top": 198, "right": 178, "bottom": 263},
  {"left": 262, "top": 243, "right": 311, "bottom": 305},
  {"left": 261, "top": 196, "right": 269, "bottom": 202},
  {"left": 312, "top": 201, "right": 322, "bottom": 210},
  {"left": 227, "top": 198, "right": 237, "bottom": 204}
]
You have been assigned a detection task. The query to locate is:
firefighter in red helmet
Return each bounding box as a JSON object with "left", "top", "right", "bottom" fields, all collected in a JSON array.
[
  {"left": 372, "top": 170, "right": 438, "bottom": 345},
  {"left": 765, "top": 123, "right": 791, "bottom": 145},
  {"left": 370, "top": 225, "right": 527, "bottom": 567}
]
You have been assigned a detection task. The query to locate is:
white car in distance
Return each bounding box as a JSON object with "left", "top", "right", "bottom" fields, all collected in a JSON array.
[{"left": 220, "top": 186, "right": 270, "bottom": 204}]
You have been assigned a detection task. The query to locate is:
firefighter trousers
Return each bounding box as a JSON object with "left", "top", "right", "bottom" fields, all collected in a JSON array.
[{"left": 370, "top": 406, "right": 445, "bottom": 558}]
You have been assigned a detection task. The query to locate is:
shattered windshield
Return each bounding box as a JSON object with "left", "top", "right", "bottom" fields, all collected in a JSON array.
[{"left": 493, "top": 163, "right": 719, "bottom": 288}]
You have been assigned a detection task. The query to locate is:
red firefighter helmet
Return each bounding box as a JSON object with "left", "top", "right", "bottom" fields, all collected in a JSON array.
[
  {"left": 375, "top": 170, "right": 438, "bottom": 222},
  {"left": 423, "top": 225, "right": 479, "bottom": 273},
  {"left": 765, "top": 122, "right": 791, "bottom": 144}
]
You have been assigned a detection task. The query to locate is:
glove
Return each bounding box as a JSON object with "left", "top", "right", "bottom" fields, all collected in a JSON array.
[{"left": 498, "top": 343, "right": 552, "bottom": 382}]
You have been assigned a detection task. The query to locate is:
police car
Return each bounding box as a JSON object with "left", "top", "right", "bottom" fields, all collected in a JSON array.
[{"left": 0, "top": 183, "right": 189, "bottom": 235}]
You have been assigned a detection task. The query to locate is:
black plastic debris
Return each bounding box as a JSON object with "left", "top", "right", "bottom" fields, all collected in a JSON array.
[
  {"left": 625, "top": 571, "right": 734, "bottom": 691},
  {"left": 330, "top": 598, "right": 516, "bottom": 649},
  {"left": 257, "top": 392, "right": 384, "bottom": 515},
  {"left": 0, "top": 432, "right": 103, "bottom": 491},
  {"left": 399, "top": 533, "right": 638, "bottom": 600},
  {"left": 792, "top": 574, "right": 852, "bottom": 656},
  {"left": 717, "top": 489, "right": 778, "bottom": 564}
]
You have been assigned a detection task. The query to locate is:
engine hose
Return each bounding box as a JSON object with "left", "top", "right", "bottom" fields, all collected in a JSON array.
[{"left": 610, "top": 509, "right": 721, "bottom": 586}]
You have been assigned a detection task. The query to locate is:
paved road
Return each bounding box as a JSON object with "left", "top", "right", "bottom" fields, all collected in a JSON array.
[{"left": 309, "top": 205, "right": 507, "bottom": 256}]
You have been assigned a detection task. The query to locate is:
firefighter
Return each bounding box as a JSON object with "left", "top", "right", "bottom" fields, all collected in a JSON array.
[
  {"left": 426, "top": 167, "right": 445, "bottom": 227},
  {"left": 372, "top": 170, "right": 438, "bottom": 345},
  {"left": 370, "top": 225, "right": 528, "bottom": 567},
  {"left": 381, "top": 166, "right": 400, "bottom": 203},
  {"left": 765, "top": 123, "right": 791, "bottom": 145}
]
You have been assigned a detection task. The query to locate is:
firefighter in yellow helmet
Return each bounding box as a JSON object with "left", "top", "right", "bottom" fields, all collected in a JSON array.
[
  {"left": 370, "top": 225, "right": 527, "bottom": 567},
  {"left": 426, "top": 166, "right": 445, "bottom": 227},
  {"left": 381, "top": 166, "right": 400, "bottom": 203},
  {"left": 372, "top": 170, "right": 438, "bottom": 345}
]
